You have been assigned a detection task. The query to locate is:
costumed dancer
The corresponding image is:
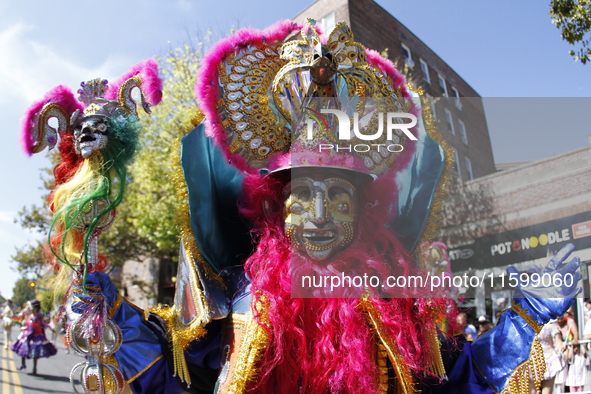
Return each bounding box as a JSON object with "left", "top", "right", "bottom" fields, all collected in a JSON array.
[
  {"left": 20, "top": 60, "right": 163, "bottom": 393},
  {"left": 22, "top": 19, "right": 581, "bottom": 394},
  {"left": 11, "top": 300, "right": 57, "bottom": 375}
]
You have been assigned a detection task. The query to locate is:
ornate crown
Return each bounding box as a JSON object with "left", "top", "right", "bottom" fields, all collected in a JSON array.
[{"left": 196, "top": 19, "right": 418, "bottom": 178}]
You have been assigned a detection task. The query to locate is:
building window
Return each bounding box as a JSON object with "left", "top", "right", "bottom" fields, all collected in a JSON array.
[
  {"left": 451, "top": 86, "right": 462, "bottom": 110},
  {"left": 444, "top": 108, "right": 455, "bottom": 135},
  {"left": 438, "top": 74, "right": 448, "bottom": 97},
  {"left": 320, "top": 12, "right": 335, "bottom": 34},
  {"left": 452, "top": 149, "right": 460, "bottom": 175},
  {"left": 458, "top": 120, "right": 468, "bottom": 144},
  {"left": 465, "top": 157, "right": 474, "bottom": 180},
  {"left": 420, "top": 59, "right": 430, "bottom": 83},
  {"left": 401, "top": 43, "right": 414, "bottom": 69}
]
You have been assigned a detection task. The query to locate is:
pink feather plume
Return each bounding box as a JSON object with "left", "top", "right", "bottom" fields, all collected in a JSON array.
[
  {"left": 105, "top": 58, "right": 163, "bottom": 106},
  {"left": 195, "top": 20, "right": 303, "bottom": 174},
  {"left": 20, "top": 85, "right": 82, "bottom": 156}
]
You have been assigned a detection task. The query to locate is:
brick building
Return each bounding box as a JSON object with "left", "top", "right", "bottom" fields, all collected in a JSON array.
[
  {"left": 120, "top": 257, "right": 177, "bottom": 309},
  {"left": 447, "top": 145, "right": 591, "bottom": 323},
  {"left": 294, "top": 0, "right": 497, "bottom": 180}
]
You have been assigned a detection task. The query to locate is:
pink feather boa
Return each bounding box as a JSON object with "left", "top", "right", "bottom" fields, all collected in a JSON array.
[
  {"left": 20, "top": 85, "right": 82, "bottom": 156},
  {"left": 105, "top": 58, "right": 163, "bottom": 106},
  {"left": 196, "top": 20, "right": 303, "bottom": 174}
]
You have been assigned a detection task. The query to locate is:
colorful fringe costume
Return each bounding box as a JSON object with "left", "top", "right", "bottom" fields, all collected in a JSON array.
[
  {"left": 20, "top": 60, "right": 163, "bottom": 393},
  {"left": 21, "top": 19, "right": 581, "bottom": 394},
  {"left": 11, "top": 312, "right": 57, "bottom": 360}
]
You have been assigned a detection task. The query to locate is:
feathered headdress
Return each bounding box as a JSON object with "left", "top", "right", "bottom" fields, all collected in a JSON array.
[
  {"left": 196, "top": 19, "right": 417, "bottom": 179},
  {"left": 21, "top": 58, "right": 162, "bottom": 157},
  {"left": 21, "top": 59, "right": 163, "bottom": 271}
]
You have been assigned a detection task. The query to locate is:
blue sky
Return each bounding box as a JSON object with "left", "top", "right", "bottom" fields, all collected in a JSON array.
[{"left": 1, "top": 0, "right": 590, "bottom": 299}]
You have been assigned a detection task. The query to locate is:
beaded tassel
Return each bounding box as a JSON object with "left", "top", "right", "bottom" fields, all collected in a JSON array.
[
  {"left": 500, "top": 336, "right": 546, "bottom": 394},
  {"left": 426, "top": 325, "right": 447, "bottom": 380}
]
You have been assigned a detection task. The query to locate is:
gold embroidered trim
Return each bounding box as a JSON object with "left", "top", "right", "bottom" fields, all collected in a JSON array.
[
  {"left": 376, "top": 343, "right": 390, "bottom": 394},
  {"left": 425, "top": 324, "right": 447, "bottom": 379},
  {"left": 498, "top": 337, "right": 546, "bottom": 394},
  {"left": 108, "top": 294, "right": 123, "bottom": 319},
  {"left": 360, "top": 297, "right": 418, "bottom": 394},
  {"left": 225, "top": 296, "right": 270, "bottom": 394},
  {"left": 174, "top": 112, "right": 226, "bottom": 288},
  {"left": 409, "top": 87, "right": 453, "bottom": 258},
  {"left": 125, "top": 354, "right": 164, "bottom": 383},
  {"left": 149, "top": 304, "right": 207, "bottom": 386},
  {"left": 511, "top": 303, "right": 543, "bottom": 334}
]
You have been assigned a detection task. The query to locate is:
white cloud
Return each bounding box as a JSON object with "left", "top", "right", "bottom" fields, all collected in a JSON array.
[
  {"left": 0, "top": 22, "right": 126, "bottom": 107},
  {"left": 0, "top": 211, "right": 15, "bottom": 223}
]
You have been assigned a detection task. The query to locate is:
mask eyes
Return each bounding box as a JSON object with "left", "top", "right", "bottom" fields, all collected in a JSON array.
[
  {"left": 336, "top": 202, "right": 349, "bottom": 214},
  {"left": 74, "top": 121, "right": 109, "bottom": 135},
  {"left": 328, "top": 186, "right": 348, "bottom": 200},
  {"left": 292, "top": 186, "right": 312, "bottom": 201}
]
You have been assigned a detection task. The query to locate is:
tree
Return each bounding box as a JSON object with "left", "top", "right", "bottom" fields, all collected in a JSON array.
[
  {"left": 124, "top": 43, "right": 203, "bottom": 257},
  {"left": 12, "top": 242, "right": 46, "bottom": 277},
  {"left": 12, "top": 278, "right": 37, "bottom": 308},
  {"left": 437, "top": 174, "right": 505, "bottom": 246},
  {"left": 550, "top": 0, "right": 591, "bottom": 64}
]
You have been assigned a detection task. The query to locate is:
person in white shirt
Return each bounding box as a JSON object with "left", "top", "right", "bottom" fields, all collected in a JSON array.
[
  {"left": 566, "top": 343, "right": 589, "bottom": 392},
  {"left": 2, "top": 299, "right": 14, "bottom": 349}
]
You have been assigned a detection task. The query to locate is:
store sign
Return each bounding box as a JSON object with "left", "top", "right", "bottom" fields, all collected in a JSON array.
[
  {"left": 573, "top": 220, "right": 591, "bottom": 239},
  {"left": 448, "top": 211, "right": 591, "bottom": 272}
]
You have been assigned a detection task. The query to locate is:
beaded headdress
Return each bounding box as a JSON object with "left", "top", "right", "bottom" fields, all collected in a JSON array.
[
  {"left": 21, "top": 59, "right": 162, "bottom": 156},
  {"left": 196, "top": 19, "right": 418, "bottom": 178}
]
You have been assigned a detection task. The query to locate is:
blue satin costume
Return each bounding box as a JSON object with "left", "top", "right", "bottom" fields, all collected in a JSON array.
[{"left": 78, "top": 119, "right": 581, "bottom": 393}]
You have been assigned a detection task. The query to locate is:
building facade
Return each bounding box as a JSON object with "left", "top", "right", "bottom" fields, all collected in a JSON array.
[
  {"left": 446, "top": 145, "right": 591, "bottom": 324},
  {"left": 294, "top": 0, "right": 497, "bottom": 180}
]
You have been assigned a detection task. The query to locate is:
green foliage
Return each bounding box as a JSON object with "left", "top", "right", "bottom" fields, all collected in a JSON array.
[
  {"left": 550, "top": 0, "right": 591, "bottom": 64},
  {"left": 16, "top": 204, "right": 51, "bottom": 234},
  {"left": 12, "top": 277, "right": 36, "bottom": 307},
  {"left": 12, "top": 242, "right": 46, "bottom": 277},
  {"left": 127, "top": 44, "right": 203, "bottom": 255}
]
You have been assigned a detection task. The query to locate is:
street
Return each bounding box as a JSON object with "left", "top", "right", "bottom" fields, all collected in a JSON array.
[{"left": 0, "top": 336, "right": 81, "bottom": 394}]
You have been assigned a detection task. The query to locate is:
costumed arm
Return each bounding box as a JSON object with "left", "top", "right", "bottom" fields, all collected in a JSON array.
[
  {"left": 73, "top": 272, "right": 187, "bottom": 394},
  {"left": 68, "top": 119, "right": 248, "bottom": 393},
  {"left": 469, "top": 243, "right": 581, "bottom": 393},
  {"left": 76, "top": 257, "right": 227, "bottom": 394}
]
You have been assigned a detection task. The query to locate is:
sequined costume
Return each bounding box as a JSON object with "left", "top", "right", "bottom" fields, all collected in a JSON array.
[{"left": 33, "top": 19, "right": 582, "bottom": 394}]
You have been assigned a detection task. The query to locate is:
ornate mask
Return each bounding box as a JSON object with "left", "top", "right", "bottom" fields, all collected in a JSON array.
[
  {"left": 74, "top": 117, "right": 109, "bottom": 158},
  {"left": 284, "top": 169, "right": 358, "bottom": 261}
]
